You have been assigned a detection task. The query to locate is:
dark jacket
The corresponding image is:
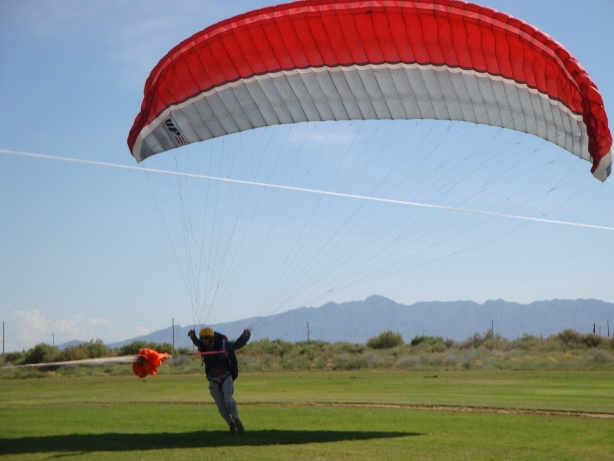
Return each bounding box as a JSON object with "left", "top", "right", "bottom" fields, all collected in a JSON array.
[{"left": 190, "top": 330, "right": 250, "bottom": 380}]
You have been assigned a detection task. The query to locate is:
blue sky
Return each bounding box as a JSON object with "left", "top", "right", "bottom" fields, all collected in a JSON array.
[{"left": 1, "top": 1, "right": 613, "bottom": 352}]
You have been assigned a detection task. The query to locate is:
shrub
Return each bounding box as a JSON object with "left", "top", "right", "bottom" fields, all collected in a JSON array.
[
  {"left": 442, "top": 353, "right": 461, "bottom": 367},
  {"left": 581, "top": 334, "right": 603, "bottom": 348},
  {"left": 76, "top": 339, "right": 111, "bottom": 359},
  {"left": 394, "top": 355, "right": 419, "bottom": 369},
  {"left": 555, "top": 329, "right": 583, "bottom": 345},
  {"left": 249, "top": 339, "right": 294, "bottom": 357},
  {"left": 366, "top": 331, "right": 403, "bottom": 349},
  {"left": 58, "top": 345, "right": 89, "bottom": 362},
  {"left": 333, "top": 355, "right": 368, "bottom": 370},
  {"left": 22, "top": 343, "right": 60, "bottom": 365},
  {"left": 115, "top": 341, "right": 176, "bottom": 356},
  {"left": 590, "top": 349, "right": 612, "bottom": 364},
  {"left": 459, "top": 332, "right": 486, "bottom": 349},
  {"left": 553, "top": 329, "right": 603, "bottom": 348},
  {"left": 513, "top": 333, "right": 538, "bottom": 350},
  {"left": 2, "top": 351, "right": 25, "bottom": 365},
  {"left": 410, "top": 335, "right": 448, "bottom": 352}
]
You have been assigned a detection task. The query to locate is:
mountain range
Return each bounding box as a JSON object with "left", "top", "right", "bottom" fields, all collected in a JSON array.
[{"left": 103, "top": 296, "right": 613, "bottom": 349}]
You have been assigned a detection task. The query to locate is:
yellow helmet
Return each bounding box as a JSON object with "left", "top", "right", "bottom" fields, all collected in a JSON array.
[{"left": 199, "top": 327, "right": 214, "bottom": 339}]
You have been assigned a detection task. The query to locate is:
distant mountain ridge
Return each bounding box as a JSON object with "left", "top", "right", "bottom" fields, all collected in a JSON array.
[{"left": 101, "top": 296, "right": 613, "bottom": 349}]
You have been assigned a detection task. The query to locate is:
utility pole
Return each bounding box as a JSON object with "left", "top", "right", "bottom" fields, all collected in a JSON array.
[
  {"left": 172, "top": 318, "right": 175, "bottom": 348},
  {"left": 608, "top": 320, "right": 610, "bottom": 338}
]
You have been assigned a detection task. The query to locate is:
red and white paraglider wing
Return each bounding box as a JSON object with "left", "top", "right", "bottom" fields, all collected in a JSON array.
[{"left": 127, "top": 0, "right": 611, "bottom": 181}]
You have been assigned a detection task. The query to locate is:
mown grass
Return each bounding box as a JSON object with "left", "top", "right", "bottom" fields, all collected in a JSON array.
[{"left": 1, "top": 370, "right": 613, "bottom": 460}]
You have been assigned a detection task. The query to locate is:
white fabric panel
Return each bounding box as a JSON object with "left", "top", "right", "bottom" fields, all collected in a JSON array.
[
  {"left": 302, "top": 71, "right": 334, "bottom": 121},
  {"left": 222, "top": 85, "right": 253, "bottom": 133},
  {"left": 330, "top": 69, "right": 363, "bottom": 120},
  {"left": 178, "top": 104, "right": 213, "bottom": 142},
  {"left": 503, "top": 79, "right": 525, "bottom": 134},
  {"left": 279, "top": 71, "right": 312, "bottom": 123},
  {"left": 317, "top": 69, "right": 347, "bottom": 120},
  {"left": 343, "top": 68, "right": 377, "bottom": 119},
  {"left": 201, "top": 93, "right": 237, "bottom": 137},
  {"left": 360, "top": 67, "right": 392, "bottom": 120},
  {"left": 436, "top": 69, "right": 463, "bottom": 121},
  {"left": 138, "top": 64, "right": 588, "bottom": 166},
  {"left": 453, "top": 72, "right": 478, "bottom": 124},
  {"left": 514, "top": 85, "right": 533, "bottom": 135},
  {"left": 440, "top": 69, "right": 462, "bottom": 120},
  {"left": 239, "top": 78, "right": 276, "bottom": 127},
  {"left": 394, "top": 66, "right": 420, "bottom": 119},
  {"left": 264, "top": 74, "right": 299, "bottom": 125},
  {"left": 488, "top": 79, "right": 507, "bottom": 127},
  {"left": 404, "top": 68, "right": 434, "bottom": 119},
  {"left": 142, "top": 130, "right": 165, "bottom": 157},
  {"left": 256, "top": 74, "right": 288, "bottom": 124},
  {"left": 374, "top": 66, "right": 404, "bottom": 119}
]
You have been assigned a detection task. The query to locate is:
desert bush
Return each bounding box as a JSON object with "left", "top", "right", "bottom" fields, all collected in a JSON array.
[
  {"left": 553, "top": 329, "right": 604, "bottom": 348},
  {"left": 334, "top": 357, "right": 369, "bottom": 370},
  {"left": 410, "top": 335, "right": 449, "bottom": 352},
  {"left": 60, "top": 339, "right": 112, "bottom": 361},
  {"left": 512, "top": 333, "right": 539, "bottom": 350},
  {"left": 555, "top": 329, "right": 582, "bottom": 345},
  {"left": 589, "top": 349, "right": 612, "bottom": 364},
  {"left": 249, "top": 339, "right": 295, "bottom": 357},
  {"left": 458, "top": 332, "right": 486, "bottom": 349},
  {"left": 115, "top": 341, "right": 176, "bottom": 356},
  {"left": 22, "top": 343, "right": 60, "bottom": 364},
  {"left": 366, "top": 331, "right": 403, "bottom": 349},
  {"left": 394, "top": 355, "right": 419, "bottom": 369},
  {"left": 581, "top": 334, "right": 603, "bottom": 348},
  {"left": 58, "top": 345, "right": 89, "bottom": 361},
  {"left": 2, "top": 351, "right": 25, "bottom": 365},
  {"left": 361, "top": 352, "right": 387, "bottom": 367},
  {"left": 442, "top": 352, "right": 461, "bottom": 367}
]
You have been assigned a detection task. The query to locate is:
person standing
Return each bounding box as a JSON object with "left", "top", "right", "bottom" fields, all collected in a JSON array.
[{"left": 188, "top": 327, "right": 251, "bottom": 434}]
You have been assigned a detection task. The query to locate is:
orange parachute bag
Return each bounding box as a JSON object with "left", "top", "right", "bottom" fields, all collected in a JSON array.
[{"left": 131, "top": 348, "right": 170, "bottom": 378}]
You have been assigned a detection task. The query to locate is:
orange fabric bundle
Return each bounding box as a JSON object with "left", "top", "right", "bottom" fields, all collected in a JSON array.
[{"left": 131, "top": 348, "right": 170, "bottom": 378}]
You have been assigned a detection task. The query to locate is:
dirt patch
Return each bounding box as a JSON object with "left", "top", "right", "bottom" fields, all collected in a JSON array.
[
  {"left": 244, "top": 401, "right": 614, "bottom": 419},
  {"left": 324, "top": 402, "right": 614, "bottom": 419}
]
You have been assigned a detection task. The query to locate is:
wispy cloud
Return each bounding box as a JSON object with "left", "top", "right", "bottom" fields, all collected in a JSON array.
[
  {"left": 7, "top": 309, "right": 81, "bottom": 350},
  {"left": 6, "top": 310, "right": 125, "bottom": 351}
]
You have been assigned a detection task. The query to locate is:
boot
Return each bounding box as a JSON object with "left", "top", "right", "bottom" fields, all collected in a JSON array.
[
  {"left": 234, "top": 418, "right": 245, "bottom": 434},
  {"left": 229, "top": 421, "right": 237, "bottom": 435}
]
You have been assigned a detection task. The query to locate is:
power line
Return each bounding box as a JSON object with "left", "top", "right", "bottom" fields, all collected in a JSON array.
[{"left": 2, "top": 148, "right": 613, "bottom": 232}]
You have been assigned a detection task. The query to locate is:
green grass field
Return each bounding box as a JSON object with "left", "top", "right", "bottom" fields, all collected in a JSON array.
[{"left": 1, "top": 370, "right": 613, "bottom": 460}]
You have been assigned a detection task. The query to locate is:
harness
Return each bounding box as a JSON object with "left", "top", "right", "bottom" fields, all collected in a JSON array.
[{"left": 200, "top": 332, "right": 232, "bottom": 387}]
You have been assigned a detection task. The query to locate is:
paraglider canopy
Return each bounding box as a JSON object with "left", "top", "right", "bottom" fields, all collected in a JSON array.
[{"left": 128, "top": 0, "right": 611, "bottom": 181}]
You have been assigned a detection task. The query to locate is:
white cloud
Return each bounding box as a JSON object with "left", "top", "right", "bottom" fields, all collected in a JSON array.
[
  {"left": 5, "top": 310, "right": 113, "bottom": 351},
  {"left": 9, "top": 309, "right": 48, "bottom": 341},
  {"left": 89, "top": 317, "right": 113, "bottom": 328},
  {"left": 4, "top": 309, "right": 143, "bottom": 351}
]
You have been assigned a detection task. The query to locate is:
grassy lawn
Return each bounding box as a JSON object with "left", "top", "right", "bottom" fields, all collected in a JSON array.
[{"left": 1, "top": 370, "right": 613, "bottom": 460}]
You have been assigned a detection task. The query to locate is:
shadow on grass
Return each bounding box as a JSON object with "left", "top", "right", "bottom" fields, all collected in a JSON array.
[{"left": 1, "top": 430, "right": 420, "bottom": 454}]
